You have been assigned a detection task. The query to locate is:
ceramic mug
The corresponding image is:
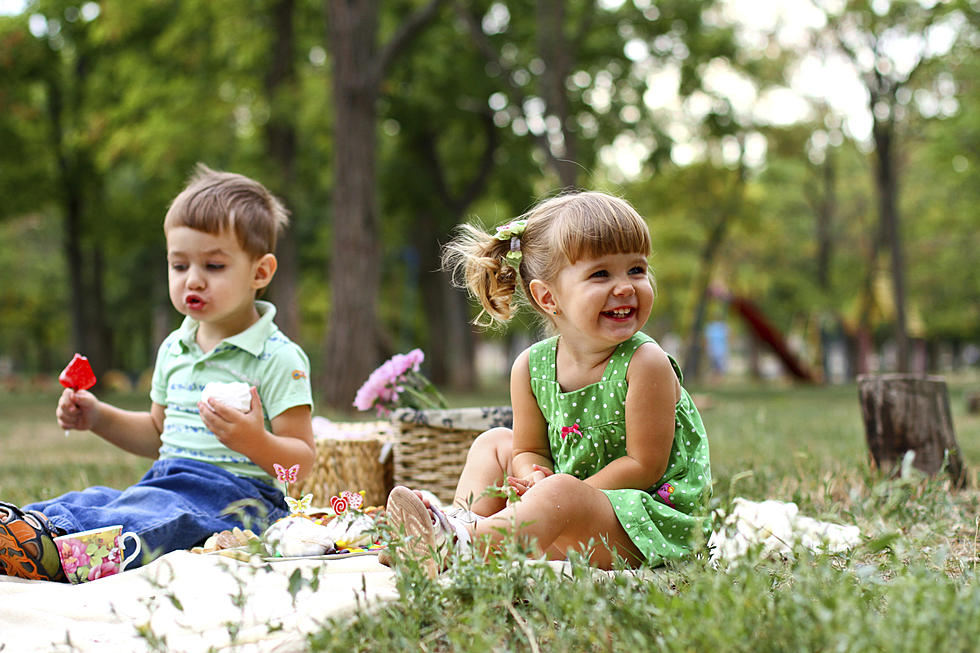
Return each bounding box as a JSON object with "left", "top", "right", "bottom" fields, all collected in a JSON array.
[{"left": 54, "top": 525, "right": 141, "bottom": 583}]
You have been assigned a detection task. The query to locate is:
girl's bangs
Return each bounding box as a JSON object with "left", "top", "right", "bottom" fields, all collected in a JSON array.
[{"left": 554, "top": 209, "right": 651, "bottom": 263}]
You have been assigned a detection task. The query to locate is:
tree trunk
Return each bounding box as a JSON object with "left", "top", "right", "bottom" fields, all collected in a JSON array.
[
  {"left": 322, "top": 0, "right": 383, "bottom": 410},
  {"left": 871, "top": 114, "right": 909, "bottom": 372},
  {"left": 857, "top": 374, "right": 965, "bottom": 487},
  {"left": 537, "top": 0, "right": 578, "bottom": 188},
  {"left": 265, "top": 0, "right": 301, "bottom": 340}
]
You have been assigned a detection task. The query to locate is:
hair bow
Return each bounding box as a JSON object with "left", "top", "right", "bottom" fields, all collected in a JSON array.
[
  {"left": 560, "top": 423, "right": 582, "bottom": 440},
  {"left": 494, "top": 219, "right": 527, "bottom": 265}
]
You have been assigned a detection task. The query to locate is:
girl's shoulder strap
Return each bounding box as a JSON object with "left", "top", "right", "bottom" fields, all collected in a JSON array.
[
  {"left": 527, "top": 335, "right": 559, "bottom": 381},
  {"left": 622, "top": 331, "right": 685, "bottom": 384}
]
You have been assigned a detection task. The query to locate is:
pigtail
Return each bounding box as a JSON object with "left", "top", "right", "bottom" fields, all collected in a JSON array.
[{"left": 442, "top": 223, "right": 520, "bottom": 327}]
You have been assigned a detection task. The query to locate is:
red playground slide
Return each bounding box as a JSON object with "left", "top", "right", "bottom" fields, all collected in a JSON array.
[{"left": 729, "top": 295, "right": 816, "bottom": 382}]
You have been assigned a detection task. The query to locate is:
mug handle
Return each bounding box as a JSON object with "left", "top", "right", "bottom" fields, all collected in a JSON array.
[{"left": 118, "top": 532, "right": 142, "bottom": 571}]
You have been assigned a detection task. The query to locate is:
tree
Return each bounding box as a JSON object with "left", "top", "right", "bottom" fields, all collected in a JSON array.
[
  {"left": 809, "top": 0, "right": 967, "bottom": 372},
  {"left": 322, "top": 0, "right": 448, "bottom": 409}
]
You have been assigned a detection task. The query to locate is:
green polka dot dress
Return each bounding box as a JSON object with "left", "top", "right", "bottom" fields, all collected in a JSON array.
[{"left": 528, "top": 332, "right": 712, "bottom": 566}]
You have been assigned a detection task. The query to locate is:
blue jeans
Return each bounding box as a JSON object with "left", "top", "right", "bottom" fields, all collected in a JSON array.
[{"left": 26, "top": 458, "right": 286, "bottom": 568}]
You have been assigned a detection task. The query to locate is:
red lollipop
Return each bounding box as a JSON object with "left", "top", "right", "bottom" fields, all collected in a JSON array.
[
  {"left": 60, "top": 353, "right": 97, "bottom": 391},
  {"left": 60, "top": 354, "right": 96, "bottom": 437}
]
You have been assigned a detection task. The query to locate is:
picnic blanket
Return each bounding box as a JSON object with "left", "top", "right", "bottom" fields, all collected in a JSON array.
[
  {"left": 0, "top": 498, "right": 860, "bottom": 652},
  {"left": 0, "top": 550, "right": 397, "bottom": 652}
]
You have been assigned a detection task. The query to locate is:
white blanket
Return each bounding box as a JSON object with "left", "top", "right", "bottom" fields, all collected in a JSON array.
[
  {"left": 0, "top": 551, "right": 397, "bottom": 652},
  {"left": 0, "top": 498, "right": 859, "bottom": 652}
]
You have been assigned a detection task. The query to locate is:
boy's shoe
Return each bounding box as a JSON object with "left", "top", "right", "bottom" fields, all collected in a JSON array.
[
  {"left": 383, "top": 486, "right": 474, "bottom": 578},
  {"left": 0, "top": 502, "right": 67, "bottom": 582}
]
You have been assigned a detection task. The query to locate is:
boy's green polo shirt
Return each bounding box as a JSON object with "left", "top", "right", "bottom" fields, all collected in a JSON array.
[{"left": 150, "top": 301, "right": 313, "bottom": 483}]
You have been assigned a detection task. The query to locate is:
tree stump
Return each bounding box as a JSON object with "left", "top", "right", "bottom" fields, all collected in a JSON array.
[{"left": 857, "top": 374, "right": 966, "bottom": 487}]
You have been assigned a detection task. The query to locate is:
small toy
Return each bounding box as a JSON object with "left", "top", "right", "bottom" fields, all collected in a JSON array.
[{"left": 59, "top": 354, "right": 96, "bottom": 437}]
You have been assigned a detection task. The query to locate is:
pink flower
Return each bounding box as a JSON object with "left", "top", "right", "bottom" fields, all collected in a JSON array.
[
  {"left": 58, "top": 539, "right": 90, "bottom": 574},
  {"left": 87, "top": 558, "right": 120, "bottom": 581},
  {"left": 353, "top": 349, "right": 445, "bottom": 415}
]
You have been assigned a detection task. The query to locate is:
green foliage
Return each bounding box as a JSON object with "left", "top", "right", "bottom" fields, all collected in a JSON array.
[{"left": 0, "top": 0, "right": 978, "bottom": 383}]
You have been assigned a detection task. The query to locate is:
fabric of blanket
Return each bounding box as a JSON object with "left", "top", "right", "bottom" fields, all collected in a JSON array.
[
  {"left": 0, "top": 550, "right": 397, "bottom": 652},
  {"left": 0, "top": 498, "right": 859, "bottom": 652}
]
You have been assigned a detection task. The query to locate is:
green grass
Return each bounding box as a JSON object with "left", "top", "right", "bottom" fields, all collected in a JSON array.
[{"left": 2, "top": 378, "right": 978, "bottom": 651}]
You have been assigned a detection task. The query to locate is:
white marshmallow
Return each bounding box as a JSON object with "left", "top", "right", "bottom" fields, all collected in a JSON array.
[{"left": 201, "top": 381, "right": 252, "bottom": 412}]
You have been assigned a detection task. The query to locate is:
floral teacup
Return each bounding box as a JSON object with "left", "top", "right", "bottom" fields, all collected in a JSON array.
[{"left": 54, "top": 525, "right": 141, "bottom": 583}]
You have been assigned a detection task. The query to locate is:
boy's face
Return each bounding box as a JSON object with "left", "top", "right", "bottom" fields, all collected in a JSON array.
[{"left": 166, "top": 226, "right": 274, "bottom": 335}]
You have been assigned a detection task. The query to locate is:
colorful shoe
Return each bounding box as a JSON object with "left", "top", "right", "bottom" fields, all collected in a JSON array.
[
  {"left": 0, "top": 502, "right": 67, "bottom": 582},
  {"left": 383, "top": 487, "right": 473, "bottom": 577}
]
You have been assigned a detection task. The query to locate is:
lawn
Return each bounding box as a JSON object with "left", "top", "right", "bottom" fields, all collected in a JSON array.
[{"left": 2, "top": 377, "right": 978, "bottom": 651}]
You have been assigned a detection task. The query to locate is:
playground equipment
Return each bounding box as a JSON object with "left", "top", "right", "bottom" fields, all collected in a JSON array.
[{"left": 711, "top": 287, "right": 817, "bottom": 383}]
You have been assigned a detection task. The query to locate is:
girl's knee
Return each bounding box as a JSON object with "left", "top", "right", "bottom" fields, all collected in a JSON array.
[
  {"left": 469, "top": 427, "right": 512, "bottom": 463},
  {"left": 532, "top": 473, "right": 586, "bottom": 499}
]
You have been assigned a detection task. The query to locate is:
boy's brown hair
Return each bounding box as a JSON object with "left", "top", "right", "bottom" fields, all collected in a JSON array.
[{"left": 164, "top": 163, "right": 289, "bottom": 259}]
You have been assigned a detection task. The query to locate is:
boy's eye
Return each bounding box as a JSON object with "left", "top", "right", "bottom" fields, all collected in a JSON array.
[
  {"left": 170, "top": 262, "right": 187, "bottom": 271},
  {"left": 207, "top": 263, "right": 226, "bottom": 270}
]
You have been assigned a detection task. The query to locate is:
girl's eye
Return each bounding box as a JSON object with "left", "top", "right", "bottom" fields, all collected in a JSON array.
[
  {"left": 590, "top": 270, "right": 609, "bottom": 279},
  {"left": 630, "top": 266, "right": 647, "bottom": 275},
  {"left": 170, "top": 263, "right": 187, "bottom": 272},
  {"left": 207, "top": 263, "right": 226, "bottom": 271}
]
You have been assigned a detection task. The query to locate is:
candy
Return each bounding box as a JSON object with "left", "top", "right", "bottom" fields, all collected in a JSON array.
[
  {"left": 59, "top": 354, "right": 96, "bottom": 438},
  {"left": 59, "top": 354, "right": 96, "bottom": 391},
  {"left": 201, "top": 381, "right": 252, "bottom": 412}
]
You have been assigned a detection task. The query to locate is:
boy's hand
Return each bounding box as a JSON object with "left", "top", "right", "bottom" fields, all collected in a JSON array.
[
  {"left": 198, "top": 386, "right": 267, "bottom": 455},
  {"left": 57, "top": 388, "right": 100, "bottom": 432}
]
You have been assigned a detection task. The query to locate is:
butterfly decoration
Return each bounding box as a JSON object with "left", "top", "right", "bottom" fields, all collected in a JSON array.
[
  {"left": 560, "top": 423, "right": 582, "bottom": 440},
  {"left": 273, "top": 463, "right": 300, "bottom": 484},
  {"left": 285, "top": 493, "right": 313, "bottom": 515},
  {"left": 330, "top": 490, "right": 365, "bottom": 515}
]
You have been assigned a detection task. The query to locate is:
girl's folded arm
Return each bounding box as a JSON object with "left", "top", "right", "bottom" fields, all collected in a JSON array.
[{"left": 585, "top": 343, "right": 679, "bottom": 491}]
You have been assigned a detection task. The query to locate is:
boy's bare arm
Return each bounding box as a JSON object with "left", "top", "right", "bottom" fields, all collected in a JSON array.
[{"left": 57, "top": 388, "right": 164, "bottom": 458}]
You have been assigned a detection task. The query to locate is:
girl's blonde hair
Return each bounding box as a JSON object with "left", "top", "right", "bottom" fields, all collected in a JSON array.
[
  {"left": 443, "top": 191, "right": 652, "bottom": 326},
  {"left": 164, "top": 163, "right": 289, "bottom": 259}
]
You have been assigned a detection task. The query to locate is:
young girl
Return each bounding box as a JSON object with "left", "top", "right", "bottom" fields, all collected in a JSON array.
[{"left": 386, "top": 191, "right": 711, "bottom": 574}]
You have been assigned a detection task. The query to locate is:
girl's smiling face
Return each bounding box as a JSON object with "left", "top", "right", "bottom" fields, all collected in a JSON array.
[
  {"left": 549, "top": 251, "right": 654, "bottom": 348},
  {"left": 166, "top": 226, "right": 271, "bottom": 339}
]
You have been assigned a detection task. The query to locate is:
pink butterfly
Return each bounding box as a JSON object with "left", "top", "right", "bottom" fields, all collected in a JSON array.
[
  {"left": 273, "top": 463, "right": 299, "bottom": 483},
  {"left": 560, "top": 424, "right": 582, "bottom": 440}
]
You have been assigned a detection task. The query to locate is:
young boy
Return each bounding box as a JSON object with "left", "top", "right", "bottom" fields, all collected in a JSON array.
[{"left": 0, "top": 165, "right": 315, "bottom": 582}]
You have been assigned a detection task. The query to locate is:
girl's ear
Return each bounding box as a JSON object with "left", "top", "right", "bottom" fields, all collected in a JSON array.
[
  {"left": 528, "top": 279, "right": 557, "bottom": 315},
  {"left": 252, "top": 253, "right": 278, "bottom": 290}
]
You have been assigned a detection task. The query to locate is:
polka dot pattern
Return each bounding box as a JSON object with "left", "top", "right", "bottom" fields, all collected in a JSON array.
[{"left": 528, "top": 332, "right": 712, "bottom": 566}]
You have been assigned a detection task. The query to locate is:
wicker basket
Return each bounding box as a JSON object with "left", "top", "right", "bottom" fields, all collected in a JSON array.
[
  {"left": 289, "top": 419, "right": 395, "bottom": 508},
  {"left": 391, "top": 406, "right": 513, "bottom": 504}
]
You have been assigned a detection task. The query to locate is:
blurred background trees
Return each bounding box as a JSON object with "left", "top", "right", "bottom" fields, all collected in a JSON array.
[{"left": 0, "top": 0, "right": 977, "bottom": 409}]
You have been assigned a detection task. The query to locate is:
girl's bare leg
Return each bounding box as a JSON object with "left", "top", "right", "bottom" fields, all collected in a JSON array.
[
  {"left": 452, "top": 427, "right": 513, "bottom": 516},
  {"left": 472, "top": 473, "right": 644, "bottom": 569}
]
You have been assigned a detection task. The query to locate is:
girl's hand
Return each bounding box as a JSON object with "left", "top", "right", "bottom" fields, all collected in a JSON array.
[
  {"left": 506, "top": 464, "right": 553, "bottom": 496},
  {"left": 198, "top": 386, "right": 267, "bottom": 455},
  {"left": 57, "top": 388, "right": 100, "bottom": 432}
]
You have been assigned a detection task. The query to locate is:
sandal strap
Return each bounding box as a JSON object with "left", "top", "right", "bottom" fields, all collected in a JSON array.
[{"left": 429, "top": 504, "right": 471, "bottom": 549}]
